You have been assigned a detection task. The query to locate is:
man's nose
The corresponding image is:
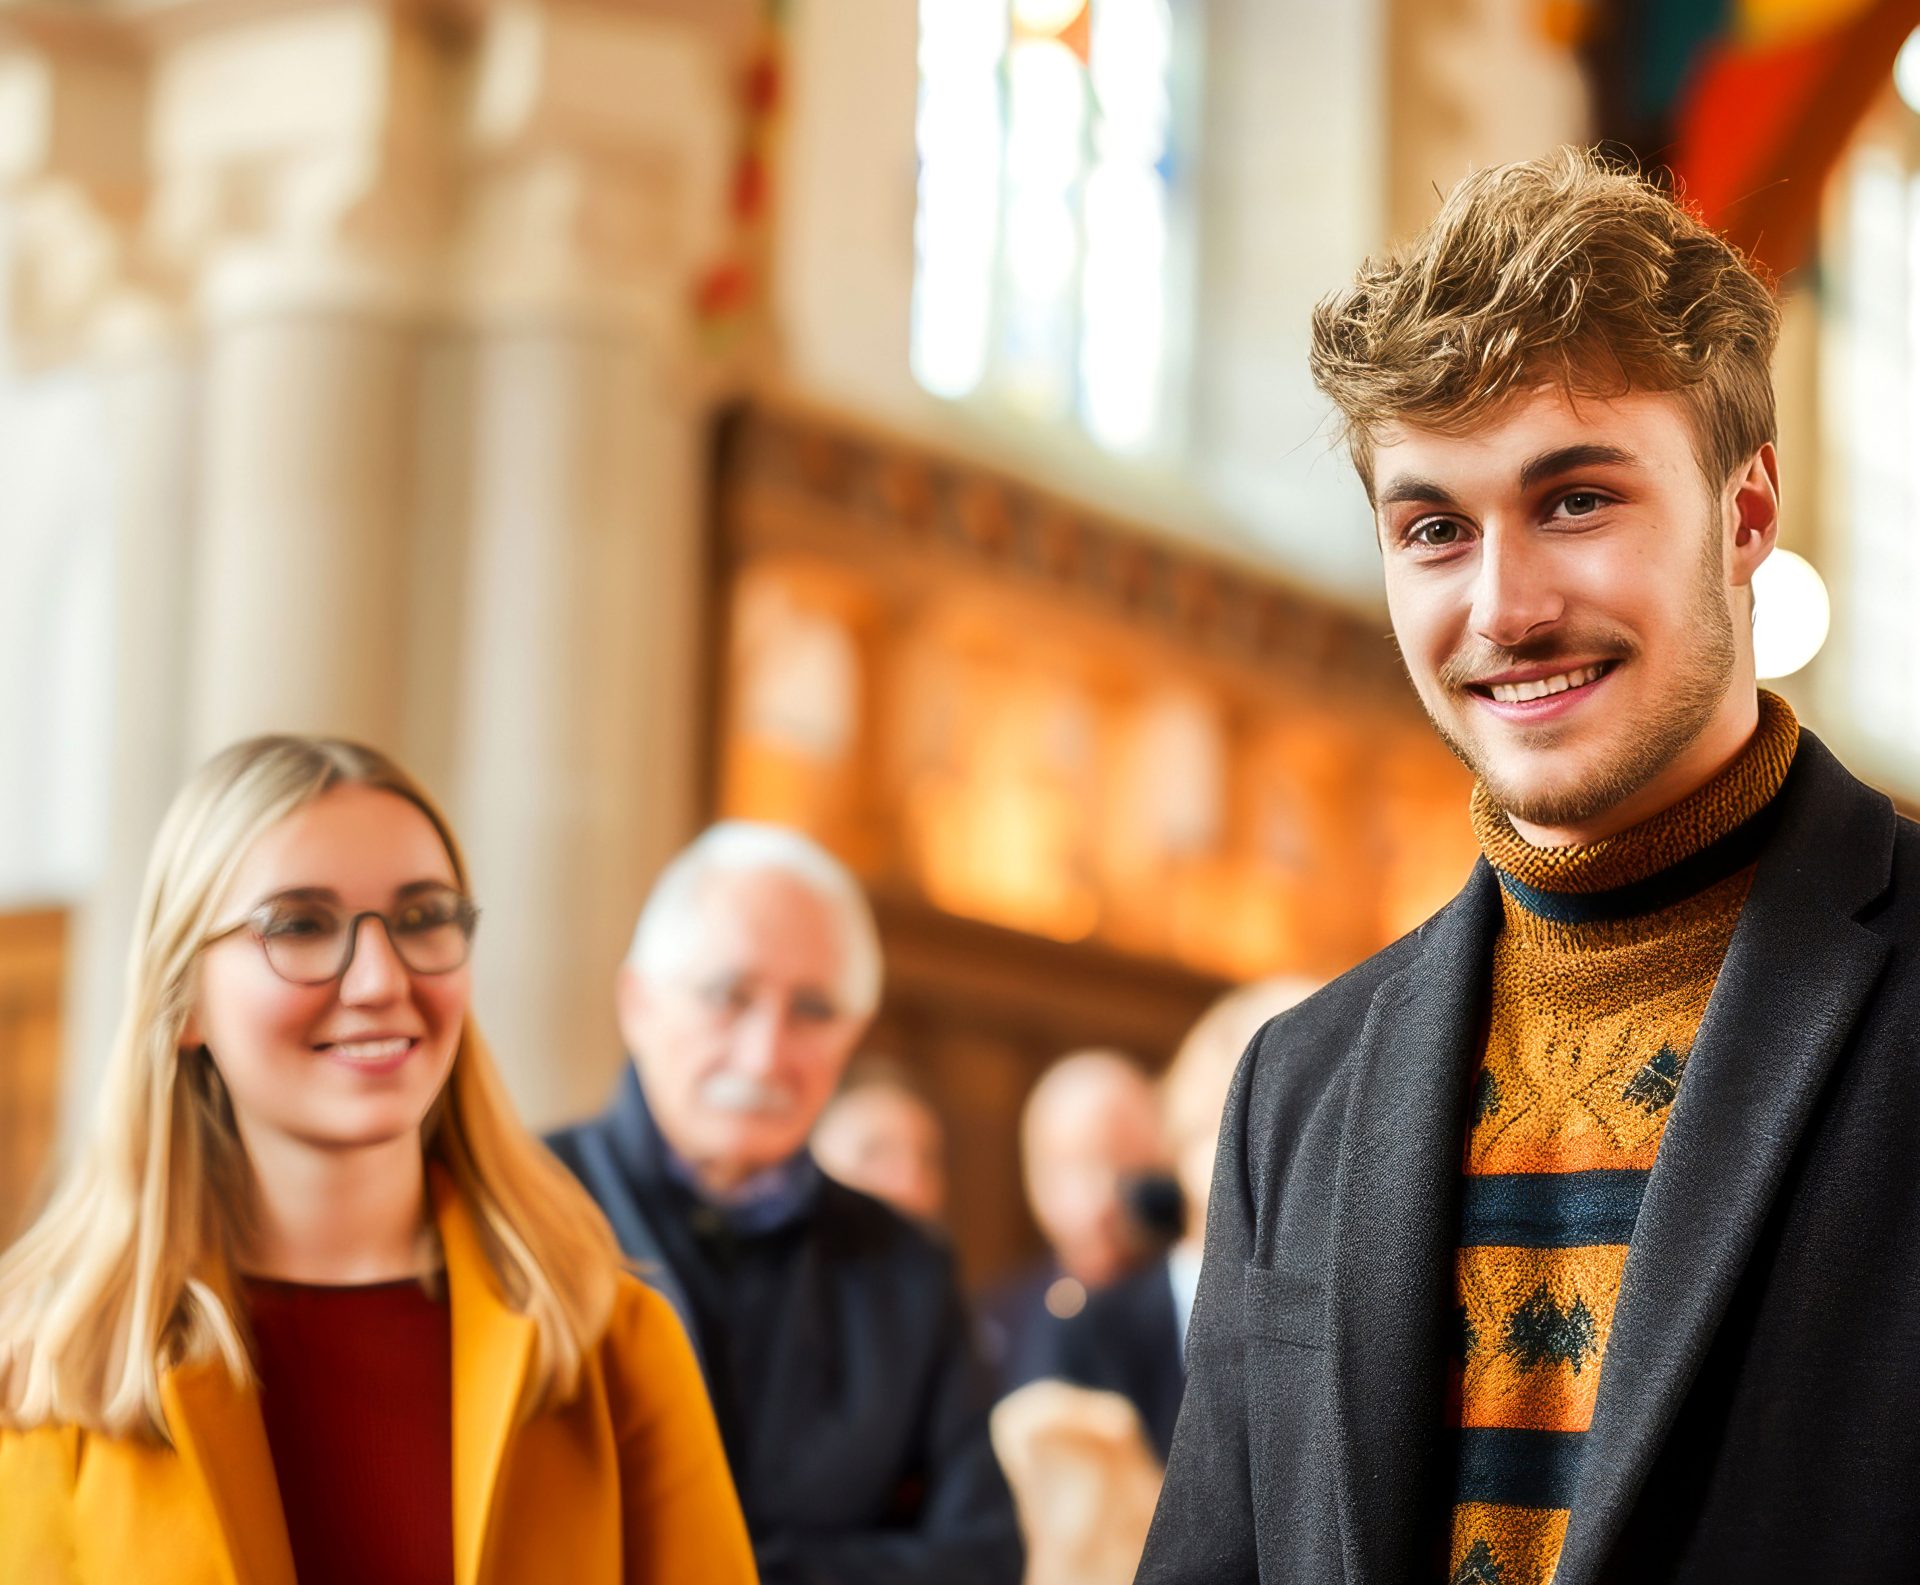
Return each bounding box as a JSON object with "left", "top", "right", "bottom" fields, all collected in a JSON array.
[
  {"left": 1470, "top": 526, "right": 1564, "bottom": 649},
  {"left": 729, "top": 999, "right": 788, "bottom": 1074},
  {"left": 338, "top": 916, "right": 408, "bottom": 1004}
]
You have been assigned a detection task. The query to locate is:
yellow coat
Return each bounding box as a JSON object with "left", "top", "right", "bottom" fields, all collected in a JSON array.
[{"left": 0, "top": 1183, "right": 759, "bottom": 1585}]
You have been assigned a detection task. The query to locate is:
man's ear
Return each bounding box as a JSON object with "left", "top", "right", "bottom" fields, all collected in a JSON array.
[
  {"left": 1727, "top": 443, "right": 1781, "bottom": 588},
  {"left": 614, "top": 964, "right": 649, "bottom": 1047}
]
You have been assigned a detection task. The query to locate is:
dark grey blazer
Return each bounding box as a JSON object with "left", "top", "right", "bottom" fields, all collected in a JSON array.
[{"left": 1138, "top": 730, "right": 1920, "bottom": 1584}]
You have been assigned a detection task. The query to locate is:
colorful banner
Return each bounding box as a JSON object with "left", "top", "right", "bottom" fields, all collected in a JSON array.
[{"left": 1596, "top": 0, "right": 1920, "bottom": 273}]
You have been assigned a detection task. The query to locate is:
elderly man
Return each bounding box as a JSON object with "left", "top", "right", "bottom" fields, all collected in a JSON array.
[
  {"left": 1046, "top": 980, "right": 1318, "bottom": 1460},
  {"left": 980, "top": 1049, "right": 1174, "bottom": 1394},
  {"left": 547, "top": 822, "right": 1022, "bottom": 1585}
]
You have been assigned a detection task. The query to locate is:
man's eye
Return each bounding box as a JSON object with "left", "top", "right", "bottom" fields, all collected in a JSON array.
[
  {"left": 1409, "top": 519, "right": 1466, "bottom": 548},
  {"left": 1558, "top": 492, "right": 1606, "bottom": 517},
  {"left": 699, "top": 980, "right": 753, "bottom": 1012},
  {"left": 791, "top": 995, "right": 839, "bottom": 1025}
]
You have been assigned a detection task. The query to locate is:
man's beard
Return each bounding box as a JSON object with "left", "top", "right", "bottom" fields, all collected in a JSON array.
[{"left": 1423, "top": 517, "right": 1738, "bottom": 833}]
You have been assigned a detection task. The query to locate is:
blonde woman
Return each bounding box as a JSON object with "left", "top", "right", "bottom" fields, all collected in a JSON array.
[{"left": 0, "top": 736, "right": 758, "bottom": 1585}]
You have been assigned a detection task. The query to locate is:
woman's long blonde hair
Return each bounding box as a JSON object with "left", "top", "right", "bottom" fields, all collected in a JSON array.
[{"left": 0, "top": 735, "right": 621, "bottom": 1441}]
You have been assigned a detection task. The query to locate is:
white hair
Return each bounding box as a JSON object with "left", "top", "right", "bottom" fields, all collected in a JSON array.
[{"left": 626, "top": 821, "right": 884, "bottom": 1019}]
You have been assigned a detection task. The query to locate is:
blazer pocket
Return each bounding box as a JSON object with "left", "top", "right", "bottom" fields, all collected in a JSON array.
[{"left": 1243, "top": 1259, "right": 1328, "bottom": 1350}]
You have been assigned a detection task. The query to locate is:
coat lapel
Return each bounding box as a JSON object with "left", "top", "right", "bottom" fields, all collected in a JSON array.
[
  {"left": 1329, "top": 864, "right": 1501, "bottom": 1584},
  {"left": 161, "top": 1357, "right": 298, "bottom": 1585},
  {"left": 1553, "top": 736, "right": 1897, "bottom": 1584},
  {"left": 437, "top": 1175, "right": 537, "bottom": 1585}
]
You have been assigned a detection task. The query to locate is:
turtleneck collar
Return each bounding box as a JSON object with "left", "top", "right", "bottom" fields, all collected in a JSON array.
[{"left": 1471, "top": 690, "right": 1800, "bottom": 923}]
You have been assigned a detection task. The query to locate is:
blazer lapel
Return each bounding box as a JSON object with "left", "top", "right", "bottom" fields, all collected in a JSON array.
[
  {"left": 1553, "top": 736, "right": 1897, "bottom": 1585},
  {"left": 161, "top": 1358, "right": 297, "bottom": 1585},
  {"left": 1329, "top": 864, "right": 1501, "bottom": 1585},
  {"left": 437, "top": 1176, "right": 537, "bottom": 1585}
]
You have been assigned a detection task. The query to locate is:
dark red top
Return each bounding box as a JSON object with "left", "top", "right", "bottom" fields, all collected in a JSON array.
[{"left": 245, "top": 1275, "right": 453, "bottom": 1585}]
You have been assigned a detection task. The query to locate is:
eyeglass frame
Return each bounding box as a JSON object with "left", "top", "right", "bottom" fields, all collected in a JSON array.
[{"left": 199, "top": 889, "right": 482, "bottom": 986}]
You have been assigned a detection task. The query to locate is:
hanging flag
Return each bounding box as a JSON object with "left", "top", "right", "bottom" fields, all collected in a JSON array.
[{"left": 1593, "top": 0, "right": 1920, "bottom": 274}]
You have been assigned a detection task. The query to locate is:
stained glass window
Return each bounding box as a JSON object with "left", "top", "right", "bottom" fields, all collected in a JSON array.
[{"left": 911, "top": 0, "right": 1186, "bottom": 457}]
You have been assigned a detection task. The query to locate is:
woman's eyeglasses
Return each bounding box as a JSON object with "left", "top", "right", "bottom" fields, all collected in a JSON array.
[{"left": 202, "top": 887, "right": 480, "bottom": 985}]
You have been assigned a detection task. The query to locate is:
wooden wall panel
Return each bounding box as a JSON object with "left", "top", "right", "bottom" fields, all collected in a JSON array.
[
  {"left": 0, "top": 909, "right": 66, "bottom": 1244},
  {"left": 706, "top": 398, "right": 1481, "bottom": 1283}
]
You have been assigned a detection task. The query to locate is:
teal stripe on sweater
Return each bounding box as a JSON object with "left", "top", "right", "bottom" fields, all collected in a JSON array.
[{"left": 1458, "top": 1169, "right": 1648, "bottom": 1248}]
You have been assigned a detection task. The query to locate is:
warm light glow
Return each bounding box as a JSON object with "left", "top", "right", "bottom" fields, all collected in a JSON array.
[
  {"left": 903, "top": 671, "right": 1102, "bottom": 943},
  {"left": 1080, "top": 0, "right": 1174, "bottom": 451},
  {"left": 911, "top": 0, "right": 1009, "bottom": 399},
  {"left": 1005, "top": 39, "right": 1088, "bottom": 185},
  {"left": 911, "top": 0, "right": 1179, "bottom": 454},
  {"left": 1895, "top": 25, "right": 1920, "bottom": 115},
  {"left": 1752, "top": 549, "right": 1831, "bottom": 680},
  {"left": 1013, "top": 0, "right": 1089, "bottom": 36}
]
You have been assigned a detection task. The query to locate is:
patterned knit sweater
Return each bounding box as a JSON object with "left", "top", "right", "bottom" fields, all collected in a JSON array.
[{"left": 1445, "top": 692, "right": 1800, "bottom": 1585}]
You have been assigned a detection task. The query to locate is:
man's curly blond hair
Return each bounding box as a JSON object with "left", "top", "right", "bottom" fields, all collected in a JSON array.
[{"left": 1310, "top": 147, "right": 1781, "bottom": 498}]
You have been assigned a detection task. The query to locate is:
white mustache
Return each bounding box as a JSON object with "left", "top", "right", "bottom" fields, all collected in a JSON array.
[{"left": 700, "top": 1072, "right": 796, "bottom": 1116}]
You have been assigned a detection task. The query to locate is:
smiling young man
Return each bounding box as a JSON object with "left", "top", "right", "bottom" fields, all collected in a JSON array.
[{"left": 1136, "top": 151, "right": 1920, "bottom": 1585}]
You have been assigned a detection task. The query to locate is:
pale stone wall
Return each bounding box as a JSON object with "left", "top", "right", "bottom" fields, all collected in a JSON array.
[
  {"left": 0, "top": 224, "right": 116, "bottom": 910},
  {"left": 771, "top": 0, "right": 1590, "bottom": 605},
  {"left": 0, "top": 0, "right": 752, "bottom": 1141},
  {"left": 1, "top": 0, "right": 1596, "bottom": 1149}
]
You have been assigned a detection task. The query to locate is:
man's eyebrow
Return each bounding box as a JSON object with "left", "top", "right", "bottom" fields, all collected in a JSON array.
[
  {"left": 1518, "top": 443, "right": 1638, "bottom": 490},
  {"left": 1376, "top": 475, "right": 1459, "bottom": 508}
]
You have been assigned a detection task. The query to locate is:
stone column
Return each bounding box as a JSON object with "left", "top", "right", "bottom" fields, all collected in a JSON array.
[
  {"left": 2, "top": 0, "right": 754, "bottom": 1140},
  {"left": 60, "top": 346, "right": 201, "bottom": 1148},
  {"left": 136, "top": 0, "right": 453, "bottom": 755},
  {"left": 0, "top": 10, "right": 199, "bottom": 1148},
  {"left": 1385, "top": 0, "right": 1590, "bottom": 240},
  {"left": 447, "top": 0, "right": 744, "bottom": 1126},
  {"left": 186, "top": 309, "right": 419, "bottom": 752}
]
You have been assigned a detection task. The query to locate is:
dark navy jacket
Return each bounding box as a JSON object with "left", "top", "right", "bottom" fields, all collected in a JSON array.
[
  {"left": 547, "top": 1068, "right": 1023, "bottom": 1585},
  {"left": 1050, "top": 1258, "right": 1186, "bottom": 1461},
  {"left": 978, "top": 1261, "right": 1070, "bottom": 1397}
]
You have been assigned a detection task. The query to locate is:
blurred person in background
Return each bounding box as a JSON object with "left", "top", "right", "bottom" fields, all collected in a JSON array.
[
  {"left": 547, "top": 821, "right": 1022, "bottom": 1585},
  {"left": 811, "top": 1060, "right": 949, "bottom": 1228},
  {"left": 979, "top": 1049, "right": 1173, "bottom": 1394},
  {"left": 1142, "top": 149, "right": 1920, "bottom": 1585},
  {"left": 0, "top": 736, "right": 754, "bottom": 1585},
  {"left": 1049, "top": 978, "right": 1319, "bottom": 1461}
]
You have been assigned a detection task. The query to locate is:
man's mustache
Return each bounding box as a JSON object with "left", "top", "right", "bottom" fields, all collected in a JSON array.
[
  {"left": 1436, "top": 631, "right": 1636, "bottom": 691},
  {"left": 701, "top": 1072, "right": 797, "bottom": 1116}
]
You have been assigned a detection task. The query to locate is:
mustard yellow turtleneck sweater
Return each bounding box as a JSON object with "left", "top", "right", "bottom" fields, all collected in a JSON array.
[{"left": 1445, "top": 691, "right": 1800, "bottom": 1585}]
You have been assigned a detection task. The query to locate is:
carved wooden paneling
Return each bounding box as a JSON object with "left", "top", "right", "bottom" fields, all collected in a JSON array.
[
  {"left": 707, "top": 398, "right": 1480, "bottom": 1281},
  {"left": 0, "top": 909, "right": 66, "bottom": 1243}
]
